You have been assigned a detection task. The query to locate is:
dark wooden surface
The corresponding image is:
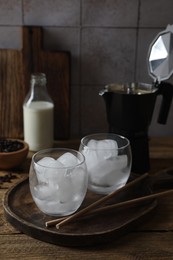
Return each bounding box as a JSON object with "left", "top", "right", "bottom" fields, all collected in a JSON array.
[
  {"left": 1, "top": 137, "right": 173, "bottom": 259},
  {"left": 0, "top": 26, "right": 70, "bottom": 140}
]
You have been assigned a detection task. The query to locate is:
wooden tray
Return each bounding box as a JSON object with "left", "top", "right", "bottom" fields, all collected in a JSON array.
[{"left": 3, "top": 177, "right": 157, "bottom": 247}]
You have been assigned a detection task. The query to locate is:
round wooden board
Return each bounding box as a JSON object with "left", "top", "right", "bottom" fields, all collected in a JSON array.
[{"left": 3, "top": 177, "right": 157, "bottom": 247}]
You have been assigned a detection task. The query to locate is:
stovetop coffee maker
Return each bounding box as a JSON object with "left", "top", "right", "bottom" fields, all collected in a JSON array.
[{"left": 100, "top": 24, "right": 173, "bottom": 174}]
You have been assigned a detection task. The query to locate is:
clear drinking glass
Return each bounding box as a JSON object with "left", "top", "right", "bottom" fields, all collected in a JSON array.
[
  {"left": 29, "top": 148, "right": 88, "bottom": 216},
  {"left": 79, "top": 133, "right": 132, "bottom": 195}
]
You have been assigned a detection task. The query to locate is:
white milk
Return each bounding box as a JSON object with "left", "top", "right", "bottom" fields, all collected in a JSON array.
[{"left": 23, "top": 101, "right": 54, "bottom": 151}]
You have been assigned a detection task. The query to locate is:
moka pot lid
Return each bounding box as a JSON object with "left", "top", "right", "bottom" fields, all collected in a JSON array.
[{"left": 148, "top": 24, "right": 173, "bottom": 83}]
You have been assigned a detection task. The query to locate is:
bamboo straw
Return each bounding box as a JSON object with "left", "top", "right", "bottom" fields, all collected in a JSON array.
[
  {"left": 46, "top": 188, "right": 173, "bottom": 228},
  {"left": 45, "top": 173, "right": 149, "bottom": 228},
  {"left": 45, "top": 216, "right": 66, "bottom": 227},
  {"left": 90, "top": 189, "right": 173, "bottom": 214}
]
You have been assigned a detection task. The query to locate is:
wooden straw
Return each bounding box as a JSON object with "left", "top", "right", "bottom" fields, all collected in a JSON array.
[
  {"left": 45, "top": 216, "right": 66, "bottom": 227},
  {"left": 46, "top": 188, "right": 173, "bottom": 228},
  {"left": 90, "top": 189, "right": 173, "bottom": 214},
  {"left": 53, "top": 173, "right": 149, "bottom": 229}
]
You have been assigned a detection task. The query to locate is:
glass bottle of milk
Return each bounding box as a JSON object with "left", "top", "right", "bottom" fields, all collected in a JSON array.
[{"left": 23, "top": 73, "right": 54, "bottom": 151}]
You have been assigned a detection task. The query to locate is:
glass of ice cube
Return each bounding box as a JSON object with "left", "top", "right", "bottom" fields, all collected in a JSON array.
[
  {"left": 29, "top": 148, "right": 88, "bottom": 216},
  {"left": 79, "top": 133, "right": 132, "bottom": 195}
]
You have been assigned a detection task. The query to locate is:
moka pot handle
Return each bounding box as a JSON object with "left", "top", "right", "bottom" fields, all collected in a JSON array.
[{"left": 157, "top": 82, "right": 173, "bottom": 124}]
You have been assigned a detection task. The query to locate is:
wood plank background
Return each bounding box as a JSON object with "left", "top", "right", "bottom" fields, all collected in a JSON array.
[{"left": 0, "top": 27, "right": 70, "bottom": 140}]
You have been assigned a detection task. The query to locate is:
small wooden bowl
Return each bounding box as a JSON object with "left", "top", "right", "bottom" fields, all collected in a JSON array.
[{"left": 0, "top": 139, "right": 29, "bottom": 170}]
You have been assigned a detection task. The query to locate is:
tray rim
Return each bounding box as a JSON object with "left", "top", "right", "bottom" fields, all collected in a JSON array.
[{"left": 3, "top": 176, "right": 158, "bottom": 246}]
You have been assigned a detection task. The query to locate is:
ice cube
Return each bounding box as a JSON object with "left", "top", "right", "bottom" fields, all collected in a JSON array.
[
  {"left": 34, "top": 157, "right": 53, "bottom": 180},
  {"left": 89, "top": 154, "right": 128, "bottom": 186},
  {"left": 33, "top": 181, "right": 59, "bottom": 201},
  {"left": 34, "top": 197, "right": 76, "bottom": 216},
  {"left": 34, "top": 154, "right": 83, "bottom": 204},
  {"left": 86, "top": 139, "right": 97, "bottom": 149},
  {"left": 37, "top": 157, "right": 56, "bottom": 167},
  {"left": 35, "top": 157, "right": 62, "bottom": 176},
  {"left": 71, "top": 166, "right": 88, "bottom": 194},
  {"left": 57, "top": 152, "right": 80, "bottom": 167},
  {"left": 87, "top": 139, "right": 118, "bottom": 159},
  {"left": 96, "top": 139, "right": 118, "bottom": 150},
  {"left": 87, "top": 139, "right": 118, "bottom": 150},
  {"left": 82, "top": 139, "right": 118, "bottom": 175},
  {"left": 35, "top": 157, "right": 64, "bottom": 184},
  {"left": 82, "top": 147, "right": 98, "bottom": 169},
  {"left": 57, "top": 171, "right": 74, "bottom": 203},
  {"left": 33, "top": 169, "right": 74, "bottom": 203}
]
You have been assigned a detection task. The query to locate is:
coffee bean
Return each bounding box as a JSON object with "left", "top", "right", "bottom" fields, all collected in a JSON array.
[{"left": 0, "top": 139, "right": 24, "bottom": 152}]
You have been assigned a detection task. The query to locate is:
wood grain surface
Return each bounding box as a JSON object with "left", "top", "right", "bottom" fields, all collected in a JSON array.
[
  {"left": 0, "top": 27, "right": 70, "bottom": 140},
  {"left": 1, "top": 232, "right": 173, "bottom": 259}
]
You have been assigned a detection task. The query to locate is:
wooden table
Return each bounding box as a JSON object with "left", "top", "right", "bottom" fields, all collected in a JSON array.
[{"left": 1, "top": 137, "right": 173, "bottom": 259}]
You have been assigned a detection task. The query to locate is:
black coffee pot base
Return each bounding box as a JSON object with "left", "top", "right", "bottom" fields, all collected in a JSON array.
[
  {"left": 129, "top": 134, "right": 150, "bottom": 174},
  {"left": 109, "top": 128, "right": 150, "bottom": 174}
]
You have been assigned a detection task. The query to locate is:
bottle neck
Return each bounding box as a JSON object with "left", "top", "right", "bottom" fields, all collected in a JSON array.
[
  {"left": 31, "top": 76, "right": 47, "bottom": 97},
  {"left": 24, "top": 73, "right": 53, "bottom": 105},
  {"left": 31, "top": 73, "right": 47, "bottom": 87}
]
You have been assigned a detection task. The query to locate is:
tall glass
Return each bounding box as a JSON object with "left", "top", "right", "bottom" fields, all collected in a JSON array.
[{"left": 79, "top": 133, "right": 132, "bottom": 194}]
